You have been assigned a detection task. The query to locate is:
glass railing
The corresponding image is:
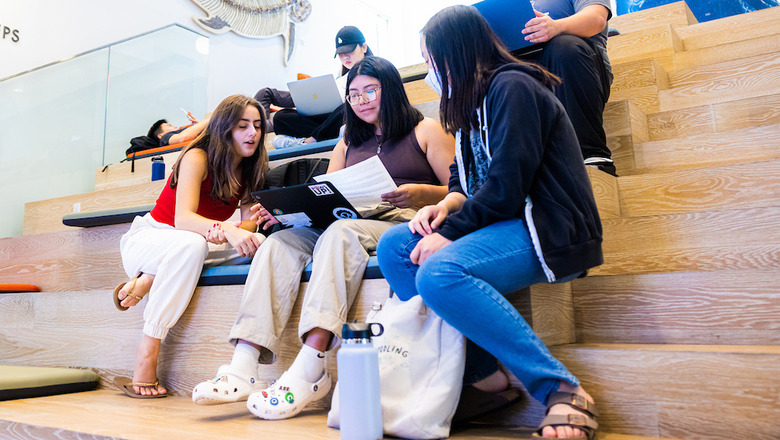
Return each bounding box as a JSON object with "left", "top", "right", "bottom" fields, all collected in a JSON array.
[{"left": 0, "top": 24, "right": 209, "bottom": 238}]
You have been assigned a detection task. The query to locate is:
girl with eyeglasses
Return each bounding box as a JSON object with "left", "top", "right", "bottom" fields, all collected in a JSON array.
[
  {"left": 192, "top": 57, "right": 455, "bottom": 421},
  {"left": 377, "top": 6, "right": 603, "bottom": 439}
]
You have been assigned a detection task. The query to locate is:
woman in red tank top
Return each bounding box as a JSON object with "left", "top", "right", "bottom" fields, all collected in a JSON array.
[{"left": 113, "top": 94, "right": 269, "bottom": 398}]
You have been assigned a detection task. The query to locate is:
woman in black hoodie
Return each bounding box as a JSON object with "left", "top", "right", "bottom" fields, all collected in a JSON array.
[{"left": 377, "top": 5, "right": 602, "bottom": 439}]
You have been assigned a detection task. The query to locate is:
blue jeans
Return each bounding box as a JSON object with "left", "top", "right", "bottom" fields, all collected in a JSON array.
[{"left": 376, "top": 219, "right": 579, "bottom": 404}]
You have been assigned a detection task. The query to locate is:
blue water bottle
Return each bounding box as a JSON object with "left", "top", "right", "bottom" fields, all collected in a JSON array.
[
  {"left": 151, "top": 156, "right": 165, "bottom": 181},
  {"left": 338, "top": 322, "right": 384, "bottom": 440}
]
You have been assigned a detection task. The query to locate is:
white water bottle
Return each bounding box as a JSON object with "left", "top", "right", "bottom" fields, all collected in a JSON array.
[{"left": 337, "top": 322, "right": 384, "bottom": 440}]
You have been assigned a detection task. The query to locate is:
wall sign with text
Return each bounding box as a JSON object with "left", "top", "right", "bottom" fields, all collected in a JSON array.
[{"left": 2, "top": 23, "right": 21, "bottom": 42}]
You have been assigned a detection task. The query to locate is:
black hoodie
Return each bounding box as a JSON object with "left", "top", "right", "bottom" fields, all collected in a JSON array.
[{"left": 437, "top": 64, "right": 603, "bottom": 281}]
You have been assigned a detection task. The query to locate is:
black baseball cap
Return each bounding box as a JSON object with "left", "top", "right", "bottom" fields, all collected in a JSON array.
[{"left": 334, "top": 26, "right": 365, "bottom": 56}]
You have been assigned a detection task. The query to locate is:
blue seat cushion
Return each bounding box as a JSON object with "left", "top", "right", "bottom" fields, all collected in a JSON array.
[
  {"left": 62, "top": 204, "right": 155, "bottom": 228},
  {"left": 267, "top": 137, "right": 339, "bottom": 161},
  {"left": 199, "top": 255, "right": 382, "bottom": 286}
]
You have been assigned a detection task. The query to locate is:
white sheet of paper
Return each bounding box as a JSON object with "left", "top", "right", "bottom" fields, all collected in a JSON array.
[{"left": 314, "top": 155, "right": 397, "bottom": 209}]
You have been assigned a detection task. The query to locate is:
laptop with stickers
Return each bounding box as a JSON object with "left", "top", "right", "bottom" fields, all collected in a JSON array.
[{"left": 251, "top": 181, "right": 362, "bottom": 229}]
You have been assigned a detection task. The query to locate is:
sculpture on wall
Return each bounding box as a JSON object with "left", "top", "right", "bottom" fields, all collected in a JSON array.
[{"left": 190, "top": 0, "right": 312, "bottom": 65}]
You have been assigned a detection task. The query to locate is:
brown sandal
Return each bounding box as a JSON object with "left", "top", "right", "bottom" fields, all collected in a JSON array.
[
  {"left": 534, "top": 392, "right": 599, "bottom": 440},
  {"left": 113, "top": 272, "right": 144, "bottom": 311},
  {"left": 118, "top": 377, "right": 167, "bottom": 399}
]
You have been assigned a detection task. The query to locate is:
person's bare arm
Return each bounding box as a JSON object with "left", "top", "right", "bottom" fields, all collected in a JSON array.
[
  {"left": 168, "top": 113, "right": 212, "bottom": 145},
  {"left": 523, "top": 4, "right": 609, "bottom": 43}
]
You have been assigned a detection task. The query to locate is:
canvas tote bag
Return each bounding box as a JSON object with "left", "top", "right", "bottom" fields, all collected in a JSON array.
[{"left": 328, "top": 293, "right": 466, "bottom": 439}]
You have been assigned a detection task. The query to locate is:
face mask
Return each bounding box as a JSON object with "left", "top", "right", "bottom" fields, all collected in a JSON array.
[{"left": 424, "top": 67, "right": 447, "bottom": 97}]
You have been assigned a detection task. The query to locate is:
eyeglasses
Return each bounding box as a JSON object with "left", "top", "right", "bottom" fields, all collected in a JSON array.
[{"left": 346, "top": 88, "right": 381, "bottom": 105}]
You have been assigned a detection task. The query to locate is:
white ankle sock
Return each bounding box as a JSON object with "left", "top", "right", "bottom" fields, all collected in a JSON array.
[
  {"left": 230, "top": 342, "right": 260, "bottom": 378},
  {"left": 288, "top": 344, "right": 325, "bottom": 384}
]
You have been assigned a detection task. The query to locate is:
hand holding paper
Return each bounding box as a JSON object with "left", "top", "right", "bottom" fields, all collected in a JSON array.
[{"left": 314, "top": 156, "right": 397, "bottom": 210}]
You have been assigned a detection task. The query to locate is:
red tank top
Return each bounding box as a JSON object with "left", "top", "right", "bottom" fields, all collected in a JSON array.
[{"left": 150, "top": 172, "right": 242, "bottom": 227}]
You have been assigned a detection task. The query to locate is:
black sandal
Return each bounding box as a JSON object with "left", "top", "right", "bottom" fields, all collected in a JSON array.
[{"left": 534, "top": 392, "right": 599, "bottom": 440}]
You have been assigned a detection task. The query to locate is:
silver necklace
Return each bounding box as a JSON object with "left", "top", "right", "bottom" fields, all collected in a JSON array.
[{"left": 375, "top": 134, "right": 383, "bottom": 154}]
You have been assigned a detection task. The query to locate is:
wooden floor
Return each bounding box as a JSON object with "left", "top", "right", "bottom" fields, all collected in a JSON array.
[{"left": 0, "top": 389, "right": 669, "bottom": 440}]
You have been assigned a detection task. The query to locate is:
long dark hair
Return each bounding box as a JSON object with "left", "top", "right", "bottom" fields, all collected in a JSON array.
[
  {"left": 171, "top": 94, "right": 268, "bottom": 205},
  {"left": 340, "top": 45, "right": 374, "bottom": 76},
  {"left": 343, "top": 56, "right": 423, "bottom": 148},
  {"left": 422, "top": 5, "right": 559, "bottom": 134}
]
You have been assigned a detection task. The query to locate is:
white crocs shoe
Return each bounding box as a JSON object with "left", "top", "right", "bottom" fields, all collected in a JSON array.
[
  {"left": 192, "top": 365, "right": 264, "bottom": 405},
  {"left": 246, "top": 370, "right": 331, "bottom": 420}
]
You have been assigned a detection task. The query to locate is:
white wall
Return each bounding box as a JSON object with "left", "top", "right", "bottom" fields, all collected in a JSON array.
[
  {"left": 1, "top": 0, "right": 467, "bottom": 111},
  {"left": 1, "top": 1, "right": 362, "bottom": 110}
]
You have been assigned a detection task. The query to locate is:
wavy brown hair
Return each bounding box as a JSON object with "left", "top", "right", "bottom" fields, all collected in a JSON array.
[
  {"left": 422, "top": 5, "right": 560, "bottom": 134},
  {"left": 170, "top": 94, "right": 268, "bottom": 205}
]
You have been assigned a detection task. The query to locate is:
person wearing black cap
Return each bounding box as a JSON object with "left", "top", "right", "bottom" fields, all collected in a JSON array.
[
  {"left": 253, "top": 26, "right": 374, "bottom": 149},
  {"left": 333, "top": 25, "right": 370, "bottom": 76}
]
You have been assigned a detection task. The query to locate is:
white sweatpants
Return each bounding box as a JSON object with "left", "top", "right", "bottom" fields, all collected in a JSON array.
[{"left": 120, "top": 213, "right": 264, "bottom": 339}]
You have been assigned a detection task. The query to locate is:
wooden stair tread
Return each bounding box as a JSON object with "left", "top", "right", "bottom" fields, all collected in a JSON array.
[
  {"left": 631, "top": 123, "right": 780, "bottom": 174},
  {"left": 0, "top": 389, "right": 679, "bottom": 440},
  {"left": 0, "top": 280, "right": 565, "bottom": 397},
  {"left": 646, "top": 93, "right": 780, "bottom": 141},
  {"left": 607, "top": 24, "right": 683, "bottom": 68},
  {"left": 550, "top": 343, "right": 780, "bottom": 438},
  {"left": 675, "top": 5, "right": 780, "bottom": 51},
  {"left": 571, "top": 268, "right": 780, "bottom": 345},
  {"left": 0, "top": 224, "right": 129, "bottom": 291},
  {"left": 659, "top": 51, "right": 780, "bottom": 112},
  {"left": 608, "top": 1, "right": 696, "bottom": 35},
  {"left": 617, "top": 159, "right": 780, "bottom": 217},
  {"left": 596, "top": 205, "right": 780, "bottom": 276},
  {"left": 671, "top": 33, "right": 780, "bottom": 72},
  {"left": 23, "top": 181, "right": 165, "bottom": 236},
  {"left": 611, "top": 58, "right": 669, "bottom": 96},
  {"left": 95, "top": 150, "right": 181, "bottom": 191}
]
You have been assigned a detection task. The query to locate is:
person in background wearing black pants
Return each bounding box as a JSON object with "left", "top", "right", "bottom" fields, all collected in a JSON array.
[
  {"left": 255, "top": 26, "right": 374, "bottom": 149},
  {"left": 516, "top": 0, "right": 617, "bottom": 176}
]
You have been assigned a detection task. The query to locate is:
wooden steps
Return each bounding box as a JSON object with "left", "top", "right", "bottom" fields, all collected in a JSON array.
[
  {"left": 23, "top": 181, "right": 164, "bottom": 236},
  {"left": 0, "top": 280, "right": 569, "bottom": 399},
  {"left": 630, "top": 123, "right": 780, "bottom": 174},
  {"left": 607, "top": 24, "right": 684, "bottom": 71},
  {"left": 674, "top": 5, "right": 780, "bottom": 51},
  {"left": 607, "top": 4, "right": 780, "bottom": 73},
  {"left": 671, "top": 32, "right": 780, "bottom": 72},
  {"left": 571, "top": 268, "right": 780, "bottom": 345},
  {"left": 95, "top": 150, "right": 180, "bottom": 191},
  {"left": 0, "top": 389, "right": 678, "bottom": 440},
  {"left": 550, "top": 343, "right": 780, "bottom": 439},
  {"left": 603, "top": 99, "right": 647, "bottom": 175},
  {"left": 595, "top": 205, "right": 780, "bottom": 276},
  {"left": 659, "top": 51, "right": 780, "bottom": 112},
  {"left": 0, "top": 224, "right": 128, "bottom": 291},
  {"left": 646, "top": 93, "right": 780, "bottom": 141},
  {"left": 617, "top": 159, "right": 780, "bottom": 217},
  {"left": 607, "top": 1, "right": 697, "bottom": 35}
]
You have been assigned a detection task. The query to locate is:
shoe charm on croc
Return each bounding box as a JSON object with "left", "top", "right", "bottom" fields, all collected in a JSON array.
[{"left": 247, "top": 371, "right": 331, "bottom": 420}]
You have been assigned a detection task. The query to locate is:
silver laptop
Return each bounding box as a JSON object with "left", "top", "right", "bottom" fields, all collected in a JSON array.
[{"left": 287, "top": 74, "right": 344, "bottom": 116}]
